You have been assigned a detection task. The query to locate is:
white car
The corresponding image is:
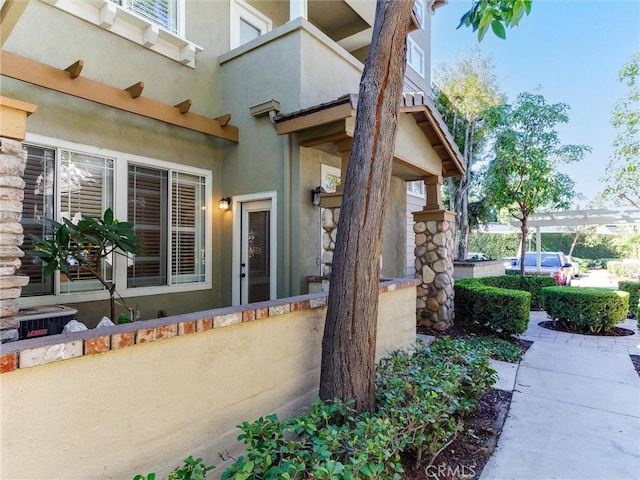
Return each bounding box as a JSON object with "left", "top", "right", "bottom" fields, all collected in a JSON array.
[
  {"left": 566, "top": 255, "right": 581, "bottom": 278},
  {"left": 465, "top": 252, "right": 490, "bottom": 261}
]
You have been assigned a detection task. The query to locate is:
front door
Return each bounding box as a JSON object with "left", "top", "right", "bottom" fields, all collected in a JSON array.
[{"left": 240, "top": 200, "right": 273, "bottom": 304}]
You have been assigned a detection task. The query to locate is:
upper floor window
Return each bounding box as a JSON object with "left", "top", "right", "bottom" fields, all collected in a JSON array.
[
  {"left": 230, "top": 0, "right": 272, "bottom": 49},
  {"left": 43, "top": 0, "right": 200, "bottom": 67},
  {"left": 407, "top": 37, "right": 425, "bottom": 77},
  {"left": 20, "top": 137, "right": 212, "bottom": 303},
  {"left": 111, "top": 0, "right": 179, "bottom": 34},
  {"left": 413, "top": 0, "right": 425, "bottom": 29},
  {"left": 407, "top": 180, "right": 425, "bottom": 198}
]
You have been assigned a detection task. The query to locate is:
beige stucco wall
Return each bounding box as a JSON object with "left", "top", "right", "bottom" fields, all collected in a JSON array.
[
  {"left": 0, "top": 284, "right": 416, "bottom": 480},
  {"left": 1, "top": 1, "right": 234, "bottom": 320}
]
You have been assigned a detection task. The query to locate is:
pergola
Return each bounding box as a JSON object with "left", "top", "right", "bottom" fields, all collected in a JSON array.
[{"left": 510, "top": 208, "right": 640, "bottom": 270}]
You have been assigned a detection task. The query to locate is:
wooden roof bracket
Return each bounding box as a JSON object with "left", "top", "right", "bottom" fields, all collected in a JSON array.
[
  {"left": 64, "top": 60, "right": 84, "bottom": 79},
  {"left": 0, "top": 50, "right": 238, "bottom": 142}
]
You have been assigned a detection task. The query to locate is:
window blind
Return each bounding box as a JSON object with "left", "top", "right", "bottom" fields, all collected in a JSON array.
[{"left": 113, "top": 0, "right": 178, "bottom": 34}]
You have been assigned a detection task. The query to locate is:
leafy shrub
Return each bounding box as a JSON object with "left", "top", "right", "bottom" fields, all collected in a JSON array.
[
  {"left": 221, "top": 338, "right": 496, "bottom": 479},
  {"left": 464, "top": 336, "right": 525, "bottom": 363},
  {"left": 455, "top": 278, "right": 531, "bottom": 335},
  {"left": 541, "top": 287, "right": 630, "bottom": 333},
  {"left": 618, "top": 281, "right": 640, "bottom": 318},
  {"left": 480, "top": 275, "right": 556, "bottom": 310},
  {"left": 607, "top": 260, "right": 640, "bottom": 279},
  {"left": 133, "top": 456, "right": 214, "bottom": 480}
]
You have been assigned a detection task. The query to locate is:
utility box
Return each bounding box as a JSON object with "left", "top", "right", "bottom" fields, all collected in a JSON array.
[{"left": 16, "top": 306, "right": 78, "bottom": 339}]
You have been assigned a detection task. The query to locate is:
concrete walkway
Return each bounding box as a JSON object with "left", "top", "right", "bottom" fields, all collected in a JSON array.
[{"left": 481, "top": 311, "right": 640, "bottom": 480}]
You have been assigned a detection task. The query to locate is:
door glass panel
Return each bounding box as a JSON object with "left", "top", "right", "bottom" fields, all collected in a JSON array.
[{"left": 247, "top": 210, "right": 270, "bottom": 303}]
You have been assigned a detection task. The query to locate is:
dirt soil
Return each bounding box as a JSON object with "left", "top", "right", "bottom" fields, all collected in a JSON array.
[
  {"left": 631, "top": 355, "right": 640, "bottom": 378},
  {"left": 538, "top": 321, "right": 635, "bottom": 336},
  {"left": 401, "top": 389, "right": 512, "bottom": 480}
]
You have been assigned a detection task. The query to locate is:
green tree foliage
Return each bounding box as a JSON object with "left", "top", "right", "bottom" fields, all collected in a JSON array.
[
  {"left": 602, "top": 53, "right": 640, "bottom": 209},
  {"left": 458, "top": 0, "right": 532, "bottom": 41},
  {"left": 433, "top": 49, "right": 504, "bottom": 259},
  {"left": 28, "top": 208, "right": 141, "bottom": 323},
  {"left": 484, "top": 92, "right": 590, "bottom": 273}
]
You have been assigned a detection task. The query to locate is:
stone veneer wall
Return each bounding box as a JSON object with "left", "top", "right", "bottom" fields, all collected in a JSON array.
[
  {"left": 414, "top": 217, "right": 455, "bottom": 330},
  {"left": 319, "top": 206, "right": 340, "bottom": 291},
  {"left": 0, "top": 138, "right": 29, "bottom": 342}
]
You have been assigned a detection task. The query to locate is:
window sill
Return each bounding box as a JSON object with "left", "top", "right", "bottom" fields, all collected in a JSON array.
[{"left": 40, "top": 0, "right": 202, "bottom": 68}]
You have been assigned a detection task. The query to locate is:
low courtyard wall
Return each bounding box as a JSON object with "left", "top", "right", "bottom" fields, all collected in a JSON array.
[{"left": 0, "top": 278, "right": 417, "bottom": 479}]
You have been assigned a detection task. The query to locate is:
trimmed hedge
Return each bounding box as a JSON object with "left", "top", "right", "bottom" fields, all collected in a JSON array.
[
  {"left": 541, "top": 287, "right": 630, "bottom": 333},
  {"left": 455, "top": 278, "right": 531, "bottom": 335},
  {"left": 481, "top": 274, "right": 557, "bottom": 310},
  {"left": 220, "top": 338, "right": 496, "bottom": 479},
  {"left": 608, "top": 260, "right": 640, "bottom": 279},
  {"left": 618, "top": 281, "right": 640, "bottom": 318}
]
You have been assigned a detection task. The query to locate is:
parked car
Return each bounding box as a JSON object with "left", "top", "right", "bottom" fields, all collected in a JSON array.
[
  {"left": 566, "top": 255, "right": 581, "bottom": 278},
  {"left": 465, "top": 252, "right": 490, "bottom": 261},
  {"left": 503, "top": 257, "right": 519, "bottom": 270},
  {"left": 513, "top": 252, "right": 574, "bottom": 285}
]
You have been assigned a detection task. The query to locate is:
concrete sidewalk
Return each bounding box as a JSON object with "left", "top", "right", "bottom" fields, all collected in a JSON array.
[{"left": 481, "top": 311, "right": 640, "bottom": 480}]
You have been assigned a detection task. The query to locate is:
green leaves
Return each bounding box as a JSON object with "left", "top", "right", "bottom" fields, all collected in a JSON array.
[
  {"left": 601, "top": 53, "right": 640, "bottom": 208},
  {"left": 219, "top": 339, "right": 496, "bottom": 479},
  {"left": 542, "top": 286, "right": 630, "bottom": 333},
  {"left": 26, "top": 208, "right": 142, "bottom": 285},
  {"left": 458, "top": 0, "right": 532, "bottom": 41}
]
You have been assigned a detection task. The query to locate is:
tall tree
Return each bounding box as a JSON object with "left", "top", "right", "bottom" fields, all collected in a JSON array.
[
  {"left": 319, "top": 0, "right": 414, "bottom": 414},
  {"left": 601, "top": 53, "right": 640, "bottom": 209},
  {"left": 484, "top": 92, "right": 590, "bottom": 274},
  {"left": 320, "top": 0, "right": 530, "bottom": 415},
  {"left": 433, "top": 49, "right": 503, "bottom": 259}
]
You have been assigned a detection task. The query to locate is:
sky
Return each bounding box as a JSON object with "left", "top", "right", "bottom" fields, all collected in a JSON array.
[{"left": 430, "top": 0, "right": 640, "bottom": 207}]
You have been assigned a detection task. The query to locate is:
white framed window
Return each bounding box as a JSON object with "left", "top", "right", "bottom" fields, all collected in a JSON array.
[
  {"left": 230, "top": 0, "right": 272, "bottom": 49},
  {"left": 112, "top": 0, "right": 181, "bottom": 35},
  {"left": 19, "top": 135, "right": 212, "bottom": 306},
  {"left": 407, "top": 37, "right": 425, "bottom": 77},
  {"left": 413, "top": 0, "right": 425, "bottom": 29},
  {"left": 407, "top": 180, "right": 425, "bottom": 198}
]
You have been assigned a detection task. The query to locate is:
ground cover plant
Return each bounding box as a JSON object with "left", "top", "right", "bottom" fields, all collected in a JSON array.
[
  {"left": 542, "top": 286, "right": 630, "bottom": 333},
  {"left": 464, "top": 336, "right": 526, "bottom": 363},
  {"left": 218, "top": 338, "right": 496, "bottom": 479}
]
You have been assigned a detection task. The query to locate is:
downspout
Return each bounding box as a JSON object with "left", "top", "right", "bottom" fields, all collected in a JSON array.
[{"left": 282, "top": 134, "right": 291, "bottom": 296}]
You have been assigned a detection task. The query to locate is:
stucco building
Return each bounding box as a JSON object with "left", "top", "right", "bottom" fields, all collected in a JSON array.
[{"left": 1, "top": 0, "right": 463, "bottom": 340}]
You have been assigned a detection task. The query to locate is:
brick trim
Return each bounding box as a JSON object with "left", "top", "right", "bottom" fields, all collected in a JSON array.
[{"left": 0, "top": 278, "right": 418, "bottom": 372}]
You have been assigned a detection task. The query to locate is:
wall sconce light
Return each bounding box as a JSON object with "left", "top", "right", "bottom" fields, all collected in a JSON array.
[
  {"left": 311, "top": 186, "right": 326, "bottom": 207},
  {"left": 218, "top": 197, "right": 231, "bottom": 210}
]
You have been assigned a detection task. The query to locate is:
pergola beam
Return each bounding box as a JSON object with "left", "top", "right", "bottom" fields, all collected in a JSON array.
[{"left": 0, "top": 50, "right": 238, "bottom": 142}]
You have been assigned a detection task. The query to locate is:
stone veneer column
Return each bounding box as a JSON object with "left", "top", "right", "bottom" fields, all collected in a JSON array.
[
  {"left": 318, "top": 191, "right": 343, "bottom": 292},
  {"left": 413, "top": 210, "right": 456, "bottom": 331},
  {"left": 0, "top": 96, "right": 37, "bottom": 342}
]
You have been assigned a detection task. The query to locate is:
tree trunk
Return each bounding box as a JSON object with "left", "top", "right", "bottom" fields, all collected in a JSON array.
[
  {"left": 519, "top": 214, "right": 528, "bottom": 276},
  {"left": 456, "top": 121, "right": 472, "bottom": 260},
  {"left": 457, "top": 121, "right": 476, "bottom": 260},
  {"left": 319, "top": 0, "right": 413, "bottom": 415},
  {"left": 568, "top": 226, "right": 582, "bottom": 257}
]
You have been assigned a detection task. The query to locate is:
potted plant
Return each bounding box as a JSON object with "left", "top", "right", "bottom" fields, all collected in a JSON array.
[{"left": 28, "top": 208, "right": 141, "bottom": 324}]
